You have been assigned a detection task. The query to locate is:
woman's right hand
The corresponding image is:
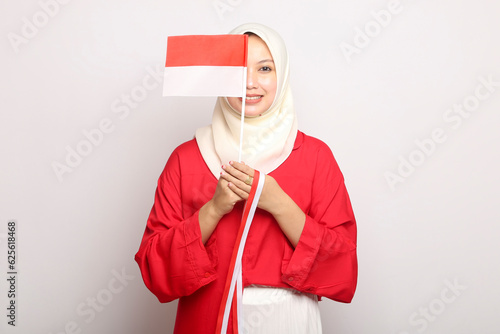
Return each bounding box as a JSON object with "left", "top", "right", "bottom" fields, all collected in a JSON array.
[
  {"left": 210, "top": 173, "right": 245, "bottom": 217},
  {"left": 199, "top": 171, "right": 243, "bottom": 244}
]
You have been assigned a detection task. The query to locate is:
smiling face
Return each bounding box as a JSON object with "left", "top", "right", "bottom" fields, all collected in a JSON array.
[{"left": 227, "top": 34, "right": 277, "bottom": 117}]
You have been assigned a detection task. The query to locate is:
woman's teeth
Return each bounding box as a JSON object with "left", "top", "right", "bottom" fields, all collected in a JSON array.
[{"left": 246, "top": 96, "right": 262, "bottom": 100}]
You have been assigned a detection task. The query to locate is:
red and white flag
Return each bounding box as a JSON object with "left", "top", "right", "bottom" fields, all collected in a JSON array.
[
  {"left": 163, "top": 34, "right": 248, "bottom": 97},
  {"left": 162, "top": 33, "right": 262, "bottom": 334}
]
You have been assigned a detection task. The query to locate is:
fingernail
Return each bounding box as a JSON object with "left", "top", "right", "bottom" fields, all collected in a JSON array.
[{"left": 229, "top": 161, "right": 233, "bottom": 165}]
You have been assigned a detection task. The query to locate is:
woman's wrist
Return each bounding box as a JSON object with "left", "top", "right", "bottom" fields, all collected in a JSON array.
[
  {"left": 199, "top": 200, "right": 224, "bottom": 244},
  {"left": 200, "top": 200, "right": 223, "bottom": 226},
  {"left": 206, "top": 199, "right": 225, "bottom": 221},
  {"left": 260, "top": 176, "right": 290, "bottom": 217},
  {"left": 262, "top": 181, "right": 306, "bottom": 247},
  {"left": 269, "top": 193, "right": 293, "bottom": 218}
]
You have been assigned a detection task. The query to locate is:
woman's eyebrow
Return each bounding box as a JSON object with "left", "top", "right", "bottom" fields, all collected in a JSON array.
[{"left": 257, "top": 59, "right": 274, "bottom": 64}]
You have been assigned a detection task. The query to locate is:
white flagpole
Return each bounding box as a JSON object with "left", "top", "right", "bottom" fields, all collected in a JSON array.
[{"left": 238, "top": 68, "right": 247, "bottom": 162}]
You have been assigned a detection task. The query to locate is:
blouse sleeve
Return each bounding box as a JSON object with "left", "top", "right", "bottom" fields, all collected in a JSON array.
[
  {"left": 134, "top": 149, "right": 218, "bottom": 303},
  {"left": 280, "top": 143, "right": 357, "bottom": 303}
]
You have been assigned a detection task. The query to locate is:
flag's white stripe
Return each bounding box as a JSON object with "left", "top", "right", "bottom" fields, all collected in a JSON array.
[
  {"left": 235, "top": 174, "right": 265, "bottom": 332},
  {"left": 221, "top": 270, "right": 237, "bottom": 333},
  {"left": 163, "top": 66, "right": 246, "bottom": 97},
  {"left": 237, "top": 269, "right": 243, "bottom": 333},
  {"left": 220, "top": 173, "right": 265, "bottom": 333}
]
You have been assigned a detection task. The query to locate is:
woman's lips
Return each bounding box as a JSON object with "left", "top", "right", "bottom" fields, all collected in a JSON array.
[{"left": 239, "top": 95, "right": 263, "bottom": 104}]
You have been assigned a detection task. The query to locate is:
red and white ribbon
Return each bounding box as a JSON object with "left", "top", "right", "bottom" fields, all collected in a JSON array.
[{"left": 216, "top": 170, "right": 265, "bottom": 334}]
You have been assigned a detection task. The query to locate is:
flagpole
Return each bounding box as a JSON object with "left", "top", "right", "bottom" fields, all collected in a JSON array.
[{"left": 238, "top": 68, "right": 247, "bottom": 162}]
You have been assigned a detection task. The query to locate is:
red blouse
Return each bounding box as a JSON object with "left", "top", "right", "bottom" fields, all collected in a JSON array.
[{"left": 135, "top": 131, "right": 357, "bottom": 333}]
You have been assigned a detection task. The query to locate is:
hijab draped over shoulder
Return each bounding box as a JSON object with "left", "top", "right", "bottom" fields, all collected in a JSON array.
[{"left": 195, "top": 23, "right": 298, "bottom": 178}]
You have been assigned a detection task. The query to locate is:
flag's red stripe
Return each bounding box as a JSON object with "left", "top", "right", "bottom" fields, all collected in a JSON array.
[
  {"left": 165, "top": 35, "right": 248, "bottom": 67},
  {"left": 215, "top": 210, "right": 247, "bottom": 332},
  {"left": 215, "top": 171, "right": 260, "bottom": 333}
]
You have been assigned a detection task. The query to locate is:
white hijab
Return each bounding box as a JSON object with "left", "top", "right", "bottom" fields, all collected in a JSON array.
[{"left": 195, "top": 23, "right": 298, "bottom": 178}]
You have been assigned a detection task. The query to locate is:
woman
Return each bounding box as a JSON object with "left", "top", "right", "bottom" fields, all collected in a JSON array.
[{"left": 135, "top": 23, "right": 357, "bottom": 334}]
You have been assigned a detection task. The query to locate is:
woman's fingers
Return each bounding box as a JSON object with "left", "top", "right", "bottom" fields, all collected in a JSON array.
[
  {"left": 230, "top": 161, "right": 255, "bottom": 177},
  {"left": 228, "top": 181, "right": 249, "bottom": 200},
  {"left": 221, "top": 162, "right": 254, "bottom": 191},
  {"left": 220, "top": 170, "right": 250, "bottom": 192},
  {"left": 219, "top": 178, "right": 243, "bottom": 202},
  {"left": 211, "top": 177, "right": 244, "bottom": 217}
]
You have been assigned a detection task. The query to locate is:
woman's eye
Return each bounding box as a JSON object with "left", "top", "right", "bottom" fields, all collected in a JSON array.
[{"left": 260, "top": 66, "right": 272, "bottom": 72}]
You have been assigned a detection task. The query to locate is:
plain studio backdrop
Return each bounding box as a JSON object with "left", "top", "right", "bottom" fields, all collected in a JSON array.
[{"left": 1, "top": 0, "right": 499, "bottom": 333}]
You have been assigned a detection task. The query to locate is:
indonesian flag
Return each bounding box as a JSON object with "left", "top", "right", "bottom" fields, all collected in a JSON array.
[
  {"left": 162, "top": 33, "right": 262, "bottom": 334},
  {"left": 163, "top": 34, "right": 248, "bottom": 97}
]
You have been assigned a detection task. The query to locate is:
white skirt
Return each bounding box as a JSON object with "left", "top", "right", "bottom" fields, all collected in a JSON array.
[{"left": 241, "top": 285, "right": 322, "bottom": 334}]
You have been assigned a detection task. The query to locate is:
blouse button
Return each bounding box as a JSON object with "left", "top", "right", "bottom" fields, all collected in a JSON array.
[
  {"left": 288, "top": 277, "right": 294, "bottom": 281},
  {"left": 204, "top": 272, "right": 211, "bottom": 278}
]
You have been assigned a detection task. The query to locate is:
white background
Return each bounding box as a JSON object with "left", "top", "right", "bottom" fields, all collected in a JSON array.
[{"left": 1, "top": 0, "right": 499, "bottom": 333}]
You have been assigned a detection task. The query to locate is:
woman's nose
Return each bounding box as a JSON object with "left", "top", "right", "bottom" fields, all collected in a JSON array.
[{"left": 246, "top": 69, "right": 257, "bottom": 89}]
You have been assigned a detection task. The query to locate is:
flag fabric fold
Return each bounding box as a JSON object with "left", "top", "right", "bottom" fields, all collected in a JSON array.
[{"left": 163, "top": 34, "right": 248, "bottom": 97}]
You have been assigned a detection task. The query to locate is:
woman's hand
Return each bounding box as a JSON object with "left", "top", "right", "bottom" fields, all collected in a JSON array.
[
  {"left": 199, "top": 173, "right": 245, "bottom": 244},
  {"left": 220, "top": 161, "right": 281, "bottom": 215},
  {"left": 221, "top": 161, "right": 306, "bottom": 247},
  {"left": 210, "top": 175, "right": 245, "bottom": 218}
]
